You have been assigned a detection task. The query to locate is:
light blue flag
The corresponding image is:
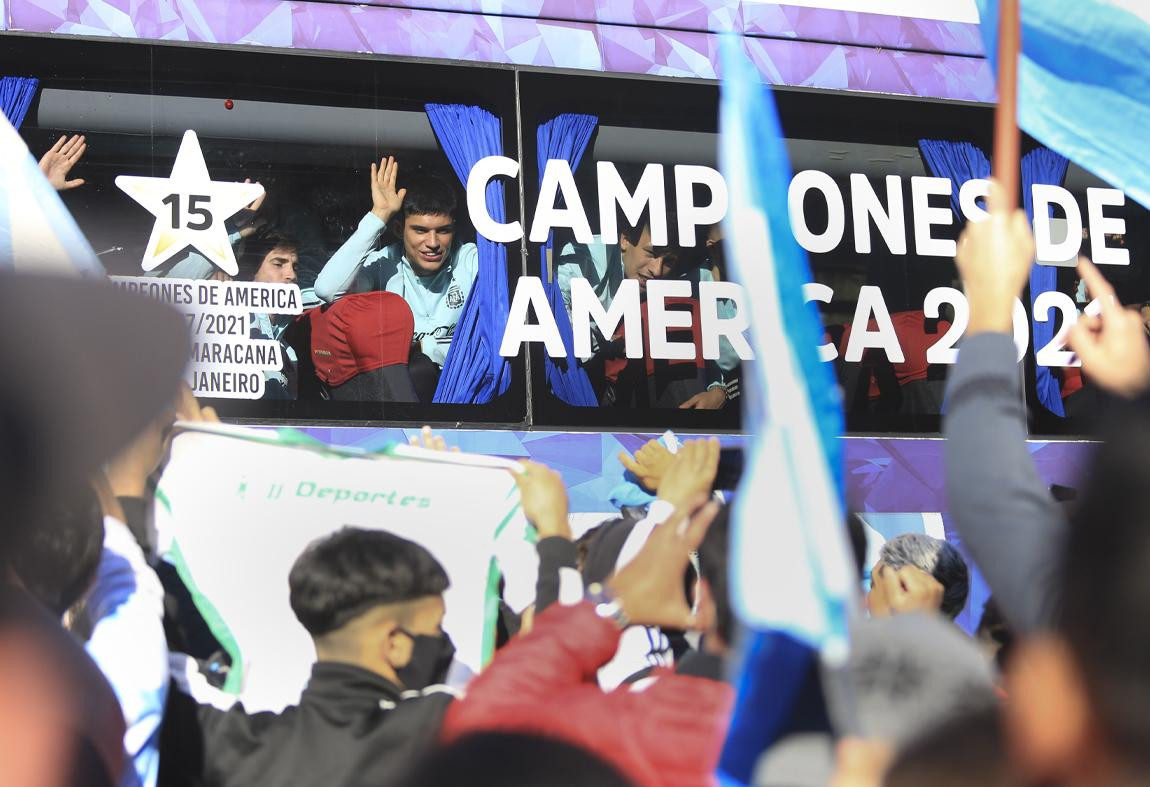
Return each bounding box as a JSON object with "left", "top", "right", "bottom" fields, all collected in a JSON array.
[
  {"left": 0, "top": 112, "right": 104, "bottom": 276},
  {"left": 717, "top": 39, "right": 859, "bottom": 782},
  {"left": 719, "top": 36, "right": 855, "bottom": 656},
  {"left": 977, "top": 0, "right": 1150, "bottom": 209}
]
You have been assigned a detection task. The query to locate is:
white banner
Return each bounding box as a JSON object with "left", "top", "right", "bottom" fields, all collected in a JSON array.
[{"left": 155, "top": 424, "right": 537, "bottom": 712}]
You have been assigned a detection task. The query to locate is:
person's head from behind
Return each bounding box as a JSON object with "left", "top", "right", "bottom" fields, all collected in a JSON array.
[
  {"left": 619, "top": 211, "right": 680, "bottom": 290},
  {"left": 1007, "top": 398, "right": 1150, "bottom": 786},
  {"left": 883, "top": 706, "right": 1012, "bottom": 787},
  {"left": 574, "top": 524, "right": 603, "bottom": 573},
  {"left": 403, "top": 732, "right": 634, "bottom": 787},
  {"left": 867, "top": 533, "right": 969, "bottom": 620},
  {"left": 289, "top": 527, "right": 452, "bottom": 690},
  {"left": 697, "top": 503, "right": 733, "bottom": 655},
  {"left": 7, "top": 483, "right": 104, "bottom": 619},
  {"left": 395, "top": 173, "right": 457, "bottom": 277},
  {"left": 237, "top": 231, "right": 299, "bottom": 285}
]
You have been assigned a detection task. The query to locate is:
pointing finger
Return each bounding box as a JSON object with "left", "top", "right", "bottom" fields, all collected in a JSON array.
[{"left": 1077, "top": 256, "right": 1119, "bottom": 317}]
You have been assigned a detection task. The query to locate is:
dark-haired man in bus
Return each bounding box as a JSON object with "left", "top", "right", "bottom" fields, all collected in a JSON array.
[
  {"left": 556, "top": 216, "right": 728, "bottom": 409},
  {"left": 235, "top": 230, "right": 304, "bottom": 399},
  {"left": 313, "top": 157, "right": 478, "bottom": 400}
]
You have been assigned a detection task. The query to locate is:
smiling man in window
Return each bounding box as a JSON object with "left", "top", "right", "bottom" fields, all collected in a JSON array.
[
  {"left": 556, "top": 213, "right": 729, "bottom": 409},
  {"left": 314, "top": 157, "right": 478, "bottom": 401}
]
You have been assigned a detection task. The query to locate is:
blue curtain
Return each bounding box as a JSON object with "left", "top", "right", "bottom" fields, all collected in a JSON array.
[
  {"left": 1, "top": 77, "right": 38, "bottom": 129},
  {"left": 917, "top": 139, "right": 991, "bottom": 219},
  {"left": 536, "top": 114, "right": 599, "bottom": 406},
  {"left": 1022, "top": 147, "right": 1070, "bottom": 417},
  {"left": 424, "top": 103, "right": 512, "bottom": 404}
]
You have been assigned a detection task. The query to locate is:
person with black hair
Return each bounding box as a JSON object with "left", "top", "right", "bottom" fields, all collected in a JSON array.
[
  {"left": 172, "top": 526, "right": 456, "bottom": 787},
  {"left": 882, "top": 705, "right": 1012, "bottom": 787},
  {"left": 313, "top": 157, "right": 477, "bottom": 398},
  {"left": 555, "top": 213, "right": 729, "bottom": 408},
  {"left": 8, "top": 485, "right": 105, "bottom": 620},
  {"left": 235, "top": 230, "right": 300, "bottom": 287},
  {"left": 402, "top": 731, "right": 635, "bottom": 787},
  {"left": 234, "top": 230, "right": 306, "bottom": 399}
]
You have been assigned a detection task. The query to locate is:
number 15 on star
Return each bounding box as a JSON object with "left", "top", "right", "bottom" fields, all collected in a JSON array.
[{"left": 116, "top": 130, "right": 263, "bottom": 276}]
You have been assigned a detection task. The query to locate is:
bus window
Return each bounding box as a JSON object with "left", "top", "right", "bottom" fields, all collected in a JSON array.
[
  {"left": 5, "top": 37, "right": 525, "bottom": 425},
  {"left": 518, "top": 71, "right": 1009, "bottom": 435},
  {"left": 518, "top": 71, "right": 741, "bottom": 432}
]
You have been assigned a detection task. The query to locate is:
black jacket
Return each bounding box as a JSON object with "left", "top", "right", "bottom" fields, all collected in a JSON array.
[{"left": 166, "top": 661, "right": 453, "bottom": 787}]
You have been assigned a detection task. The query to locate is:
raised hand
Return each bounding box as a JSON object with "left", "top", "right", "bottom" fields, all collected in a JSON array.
[
  {"left": 370, "top": 155, "right": 407, "bottom": 224},
  {"left": 408, "top": 425, "right": 458, "bottom": 452},
  {"left": 607, "top": 496, "right": 719, "bottom": 629},
  {"left": 1066, "top": 255, "right": 1150, "bottom": 398},
  {"left": 38, "top": 134, "right": 87, "bottom": 191},
  {"left": 955, "top": 179, "right": 1035, "bottom": 335},
  {"left": 244, "top": 178, "right": 266, "bottom": 213},
  {"left": 867, "top": 563, "right": 944, "bottom": 618},
  {"left": 618, "top": 439, "right": 674, "bottom": 492},
  {"left": 656, "top": 437, "right": 720, "bottom": 509},
  {"left": 513, "top": 461, "right": 572, "bottom": 540}
]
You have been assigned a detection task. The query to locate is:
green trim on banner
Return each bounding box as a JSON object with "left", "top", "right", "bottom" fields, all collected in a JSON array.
[
  {"left": 481, "top": 556, "right": 502, "bottom": 667},
  {"left": 178, "top": 423, "right": 392, "bottom": 459},
  {"left": 155, "top": 487, "right": 171, "bottom": 514},
  {"left": 500, "top": 486, "right": 536, "bottom": 545},
  {"left": 271, "top": 428, "right": 336, "bottom": 450},
  {"left": 168, "top": 539, "right": 246, "bottom": 695},
  {"left": 492, "top": 504, "right": 521, "bottom": 541}
]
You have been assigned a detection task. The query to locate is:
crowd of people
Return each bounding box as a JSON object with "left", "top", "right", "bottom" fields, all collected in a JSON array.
[{"left": 8, "top": 124, "right": 1150, "bottom": 787}]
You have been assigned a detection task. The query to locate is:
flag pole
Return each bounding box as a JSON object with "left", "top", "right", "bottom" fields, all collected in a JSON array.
[{"left": 992, "top": 0, "right": 1021, "bottom": 212}]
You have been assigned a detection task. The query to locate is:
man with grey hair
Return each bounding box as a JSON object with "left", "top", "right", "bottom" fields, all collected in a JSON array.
[{"left": 867, "top": 533, "right": 970, "bottom": 620}]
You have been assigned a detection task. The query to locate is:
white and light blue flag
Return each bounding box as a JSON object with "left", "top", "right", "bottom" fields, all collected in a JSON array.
[
  {"left": 978, "top": 0, "right": 1150, "bottom": 208},
  {"left": 720, "top": 37, "right": 855, "bottom": 657},
  {"left": 717, "top": 36, "right": 858, "bottom": 783}
]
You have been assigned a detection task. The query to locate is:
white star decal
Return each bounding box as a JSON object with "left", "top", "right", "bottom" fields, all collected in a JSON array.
[{"left": 116, "top": 130, "right": 264, "bottom": 275}]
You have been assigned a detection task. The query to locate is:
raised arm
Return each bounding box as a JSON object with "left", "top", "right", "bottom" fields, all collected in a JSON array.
[
  {"left": 513, "top": 461, "right": 576, "bottom": 615},
  {"left": 443, "top": 497, "right": 719, "bottom": 730},
  {"left": 314, "top": 156, "right": 405, "bottom": 303},
  {"left": 945, "top": 182, "right": 1062, "bottom": 632}
]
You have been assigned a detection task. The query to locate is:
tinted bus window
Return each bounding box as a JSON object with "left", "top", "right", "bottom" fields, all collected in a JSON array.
[
  {"left": 518, "top": 72, "right": 741, "bottom": 432},
  {"left": 518, "top": 71, "right": 1013, "bottom": 434},
  {"left": 4, "top": 37, "right": 524, "bottom": 425},
  {"left": 1022, "top": 159, "right": 1150, "bottom": 437}
]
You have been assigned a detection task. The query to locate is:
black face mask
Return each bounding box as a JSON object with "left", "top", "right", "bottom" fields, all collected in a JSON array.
[{"left": 395, "top": 630, "right": 455, "bottom": 691}]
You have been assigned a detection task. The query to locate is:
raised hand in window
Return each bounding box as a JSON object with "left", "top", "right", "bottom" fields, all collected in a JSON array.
[
  {"left": 370, "top": 155, "right": 407, "bottom": 225},
  {"left": 38, "top": 134, "right": 87, "bottom": 191}
]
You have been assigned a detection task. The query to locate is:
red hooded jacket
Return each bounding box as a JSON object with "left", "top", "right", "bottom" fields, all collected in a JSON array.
[{"left": 443, "top": 601, "right": 734, "bottom": 787}]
